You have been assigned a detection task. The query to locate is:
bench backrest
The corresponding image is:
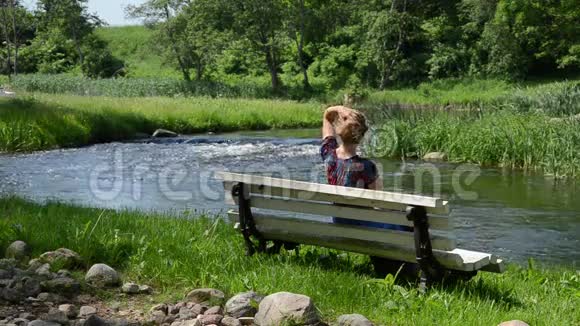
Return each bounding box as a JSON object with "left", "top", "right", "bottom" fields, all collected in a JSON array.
[{"left": 217, "top": 172, "right": 455, "bottom": 252}]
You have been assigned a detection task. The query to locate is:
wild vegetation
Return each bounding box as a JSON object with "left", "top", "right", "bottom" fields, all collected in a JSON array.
[
  {"left": 0, "top": 198, "right": 578, "bottom": 325},
  {"left": 0, "top": 94, "right": 321, "bottom": 152},
  {"left": 2, "top": 1, "right": 578, "bottom": 95}
]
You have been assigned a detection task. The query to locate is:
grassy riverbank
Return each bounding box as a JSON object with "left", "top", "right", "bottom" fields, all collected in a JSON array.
[
  {"left": 0, "top": 94, "right": 321, "bottom": 152},
  {"left": 365, "top": 110, "right": 580, "bottom": 178},
  {"left": 0, "top": 198, "right": 578, "bottom": 325}
]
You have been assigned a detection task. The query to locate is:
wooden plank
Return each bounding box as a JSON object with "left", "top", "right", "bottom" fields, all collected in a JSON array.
[
  {"left": 249, "top": 196, "right": 451, "bottom": 230},
  {"left": 222, "top": 180, "right": 450, "bottom": 216},
  {"left": 228, "top": 211, "right": 496, "bottom": 272},
  {"left": 217, "top": 172, "right": 450, "bottom": 215},
  {"left": 230, "top": 211, "right": 455, "bottom": 251}
]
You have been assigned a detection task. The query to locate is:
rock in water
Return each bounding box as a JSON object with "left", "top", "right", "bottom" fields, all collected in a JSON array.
[
  {"left": 85, "top": 264, "right": 120, "bottom": 287},
  {"left": 152, "top": 129, "right": 178, "bottom": 138},
  {"left": 185, "top": 288, "right": 225, "bottom": 306},
  {"left": 337, "top": 314, "right": 374, "bottom": 326},
  {"left": 5, "top": 241, "right": 30, "bottom": 261},
  {"left": 254, "top": 292, "right": 320, "bottom": 326},
  {"left": 225, "top": 291, "right": 264, "bottom": 318},
  {"left": 423, "top": 152, "right": 448, "bottom": 161}
]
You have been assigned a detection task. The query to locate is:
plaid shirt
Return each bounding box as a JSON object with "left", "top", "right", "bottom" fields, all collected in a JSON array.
[{"left": 321, "top": 136, "right": 377, "bottom": 189}]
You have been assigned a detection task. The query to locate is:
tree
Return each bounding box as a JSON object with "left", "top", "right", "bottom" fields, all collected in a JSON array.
[
  {"left": 225, "top": 0, "right": 287, "bottom": 92},
  {"left": 127, "top": 0, "right": 218, "bottom": 82},
  {"left": 362, "top": 0, "right": 424, "bottom": 88},
  {"left": 0, "top": 0, "right": 30, "bottom": 78},
  {"left": 36, "top": 0, "right": 102, "bottom": 66},
  {"left": 285, "top": 0, "right": 311, "bottom": 91}
]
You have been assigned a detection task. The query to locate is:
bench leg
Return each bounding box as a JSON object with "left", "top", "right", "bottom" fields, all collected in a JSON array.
[{"left": 406, "top": 206, "right": 444, "bottom": 292}]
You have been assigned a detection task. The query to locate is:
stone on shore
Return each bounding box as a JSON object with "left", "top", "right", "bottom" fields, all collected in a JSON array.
[
  {"left": 121, "top": 282, "right": 140, "bottom": 294},
  {"left": 337, "top": 314, "right": 374, "bottom": 326},
  {"left": 224, "top": 291, "right": 263, "bottom": 318},
  {"left": 152, "top": 129, "right": 178, "bottom": 138},
  {"left": 39, "top": 248, "right": 82, "bottom": 269},
  {"left": 185, "top": 288, "right": 225, "bottom": 306},
  {"left": 254, "top": 292, "right": 320, "bottom": 326},
  {"left": 5, "top": 241, "right": 30, "bottom": 261},
  {"left": 58, "top": 304, "right": 79, "bottom": 319},
  {"left": 423, "top": 152, "right": 447, "bottom": 161},
  {"left": 85, "top": 264, "right": 120, "bottom": 287},
  {"left": 79, "top": 306, "right": 98, "bottom": 318},
  {"left": 221, "top": 316, "right": 242, "bottom": 326}
]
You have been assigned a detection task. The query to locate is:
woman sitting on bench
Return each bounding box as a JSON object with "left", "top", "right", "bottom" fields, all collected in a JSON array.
[{"left": 322, "top": 105, "right": 417, "bottom": 276}]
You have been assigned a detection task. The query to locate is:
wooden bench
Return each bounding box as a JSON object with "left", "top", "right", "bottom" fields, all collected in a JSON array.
[{"left": 216, "top": 172, "right": 505, "bottom": 288}]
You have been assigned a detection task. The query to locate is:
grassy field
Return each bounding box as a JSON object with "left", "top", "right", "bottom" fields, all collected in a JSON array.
[
  {"left": 96, "top": 26, "right": 179, "bottom": 79},
  {"left": 364, "top": 78, "right": 580, "bottom": 107},
  {"left": 0, "top": 198, "right": 578, "bottom": 325},
  {"left": 0, "top": 94, "right": 322, "bottom": 152}
]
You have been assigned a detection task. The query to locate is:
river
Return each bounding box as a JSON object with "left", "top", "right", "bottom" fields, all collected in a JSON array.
[{"left": 0, "top": 129, "right": 577, "bottom": 267}]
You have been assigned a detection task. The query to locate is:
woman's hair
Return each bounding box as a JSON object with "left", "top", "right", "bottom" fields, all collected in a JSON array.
[{"left": 338, "top": 111, "right": 368, "bottom": 144}]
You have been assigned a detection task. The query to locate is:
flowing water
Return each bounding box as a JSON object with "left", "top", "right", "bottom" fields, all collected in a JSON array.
[{"left": 0, "top": 129, "right": 577, "bottom": 267}]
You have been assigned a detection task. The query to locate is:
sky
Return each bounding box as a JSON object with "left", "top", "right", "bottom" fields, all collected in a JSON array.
[{"left": 22, "top": 0, "right": 147, "bottom": 26}]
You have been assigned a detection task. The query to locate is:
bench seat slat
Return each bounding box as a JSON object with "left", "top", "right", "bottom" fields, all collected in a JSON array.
[
  {"left": 249, "top": 196, "right": 451, "bottom": 230},
  {"left": 222, "top": 181, "right": 450, "bottom": 216},
  {"left": 228, "top": 211, "right": 501, "bottom": 272},
  {"left": 217, "top": 172, "right": 450, "bottom": 215},
  {"left": 228, "top": 211, "right": 456, "bottom": 252}
]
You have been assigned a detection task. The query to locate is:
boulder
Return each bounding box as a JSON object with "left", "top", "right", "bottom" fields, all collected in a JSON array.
[
  {"left": 225, "top": 291, "right": 264, "bottom": 318},
  {"left": 423, "top": 152, "right": 447, "bottom": 161},
  {"left": 59, "top": 304, "right": 79, "bottom": 319},
  {"left": 35, "top": 264, "right": 53, "bottom": 278},
  {"left": 39, "top": 248, "right": 81, "bottom": 269},
  {"left": 81, "top": 315, "right": 111, "bottom": 326},
  {"left": 79, "top": 306, "right": 97, "bottom": 318},
  {"left": 337, "top": 314, "right": 374, "bottom": 326},
  {"left": 121, "top": 282, "right": 140, "bottom": 294},
  {"left": 138, "top": 285, "right": 153, "bottom": 294},
  {"left": 204, "top": 306, "right": 222, "bottom": 315},
  {"left": 41, "top": 308, "right": 69, "bottom": 325},
  {"left": 185, "top": 288, "right": 225, "bottom": 306},
  {"left": 2, "top": 277, "right": 41, "bottom": 302},
  {"left": 28, "top": 259, "right": 44, "bottom": 272},
  {"left": 175, "top": 307, "right": 193, "bottom": 320},
  {"left": 43, "top": 277, "right": 81, "bottom": 296},
  {"left": 149, "top": 303, "right": 168, "bottom": 315},
  {"left": 254, "top": 292, "right": 320, "bottom": 326},
  {"left": 197, "top": 314, "right": 223, "bottom": 325},
  {"left": 29, "top": 321, "right": 61, "bottom": 326},
  {"left": 152, "top": 129, "right": 178, "bottom": 138},
  {"left": 171, "top": 320, "right": 201, "bottom": 326},
  {"left": 498, "top": 321, "right": 529, "bottom": 326},
  {"left": 85, "top": 264, "right": 120, "bottom": 287},
  {"left": 221, "top": 316, "right": 242, "bottom": 326},
  {"left": 5, "top": 241, "right": 30, "bottom": 261}
]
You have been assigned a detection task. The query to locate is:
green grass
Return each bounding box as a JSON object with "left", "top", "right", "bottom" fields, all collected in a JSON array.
[
  {"left": 0, "top": 198, "right": 578, "bottom": 325},
  {"left": 10, "top": 74, "right": 274, "bottom": 99},
  {"left": 96, "top": 26, "right": 178, "bottom": 79},
  {"left": 363, "top": 78, "right": 580, "bottom": 107},
  {"left": 364, "top": 110, "right": 580, "bottom": 178},
  {"left": 0, "top": 93, "right": 322, "bottom": 152}
]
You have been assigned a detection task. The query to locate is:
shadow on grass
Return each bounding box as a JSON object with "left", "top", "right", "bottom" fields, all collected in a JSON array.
[{"left": 267, "top": 245, "right": 522, "bottom": 309}]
